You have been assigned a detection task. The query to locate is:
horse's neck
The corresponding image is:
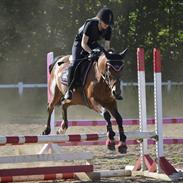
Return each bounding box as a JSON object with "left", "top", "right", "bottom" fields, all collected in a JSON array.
[
  {"left": 92, "top": 63, "right": 101, "bottom": 83},
  {"left": 93, "top": 60, "right": 111, "bottom": 95},
  {"left": 95, "top": 57, "right": 107, "bottom": 81}
]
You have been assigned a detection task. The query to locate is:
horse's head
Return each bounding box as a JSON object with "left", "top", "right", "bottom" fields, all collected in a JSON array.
[{"left": 97, "top": 48, "right": 128, "bottom": 96}]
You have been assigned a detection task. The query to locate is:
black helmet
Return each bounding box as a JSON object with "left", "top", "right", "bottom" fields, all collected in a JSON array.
[{"left": 97, "top": 8, "right": 114, "bottom": 25}]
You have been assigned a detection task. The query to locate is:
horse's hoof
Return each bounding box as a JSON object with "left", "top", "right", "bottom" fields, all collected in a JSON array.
[
  {"left": 42, "top": 127, "right": 51, "bottom": 135},
  {"left": 106, "top": 139, "right": 116, "bottom": 151},
  {"left": 57, "top": 127, "right": 66, "bottom": 134},
  {"left": 117, "top": 142, "right": 127, "bottom": 154},
  {"left": 57, "top": 122, "right": 68, "bottom": 134}
]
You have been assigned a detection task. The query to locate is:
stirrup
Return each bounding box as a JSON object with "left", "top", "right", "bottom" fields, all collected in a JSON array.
[{"left": 64, "top": 90, "right": 73, "bottom": 100}]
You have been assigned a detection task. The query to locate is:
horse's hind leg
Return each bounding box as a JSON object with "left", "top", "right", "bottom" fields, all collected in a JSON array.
[
  {"left": 102, "top": 109, "right": 116, "bottom": 151},
  {"left": 42, "top": 86, "right": 61, "bottom": 135},
  {"left": 57, "top": 104, "right": 69, "bottom": 134}
]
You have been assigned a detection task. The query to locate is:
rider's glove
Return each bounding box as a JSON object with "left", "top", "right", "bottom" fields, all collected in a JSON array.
[{"left": 88, "top": 48, "right": 102, "bottom": 61}]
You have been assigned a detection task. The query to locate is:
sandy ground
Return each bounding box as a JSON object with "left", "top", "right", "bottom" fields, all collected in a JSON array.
[{"left": 0, "top": 122, "right": 183, "bottom": 183}]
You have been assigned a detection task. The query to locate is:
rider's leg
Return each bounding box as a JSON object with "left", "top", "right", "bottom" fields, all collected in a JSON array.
[
  {"left": 64, "top": 42, "right": 84, "bottom": 100},
  {"left": 113, "top": 79, "right": 123, "bottom": 100},
  {"left": 64, "top": 65, "right": 76, "bottom": 100}
]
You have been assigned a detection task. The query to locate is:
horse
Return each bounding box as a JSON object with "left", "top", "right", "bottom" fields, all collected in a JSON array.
[{"left": 42, "top": 49, "right": 128, "bottom": 154}]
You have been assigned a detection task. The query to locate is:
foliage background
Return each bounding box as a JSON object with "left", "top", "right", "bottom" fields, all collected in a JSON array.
[{"left": 0, "top": 0, "right": 182, "bottom": 83}]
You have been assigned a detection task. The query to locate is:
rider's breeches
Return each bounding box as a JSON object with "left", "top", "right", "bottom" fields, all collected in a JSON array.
[
  {"left": 68, "top": 42, "right": 87, "bottom": 90},
  {"left": 67, "top": 66, "right": 75, "bottom": 90},
  {"left": 69, "top": 41, "right": 101, "bottom": 90},
  {"left": 72, "top": 41, "right": 87, "bottom": 64}
]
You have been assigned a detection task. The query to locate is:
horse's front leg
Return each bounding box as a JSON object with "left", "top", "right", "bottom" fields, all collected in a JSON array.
[
  {"left": 102, "top": 109, "right": 116, "bottom": 151},
  {"left": 105, "top": 102, "right": 127, "bottom": 154},
  {"left": 42, "top": 102, "right": 55, "bottom": 135},
  {"left": 112, "top": 109, "right": 127, "bottom": 154},
  {"left": 90, "top": 97, "right": 116, "bottom": 151},
  {"left": 57, "top": 104, "right": 68, "bottom": 134},
  {"left": 42, "top": 86, "right": 61, "bottom": 135}
]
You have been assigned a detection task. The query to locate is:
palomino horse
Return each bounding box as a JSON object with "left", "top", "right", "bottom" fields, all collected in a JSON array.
[{"left": 42, "top": 49, "right": 128, "bottom": 154}]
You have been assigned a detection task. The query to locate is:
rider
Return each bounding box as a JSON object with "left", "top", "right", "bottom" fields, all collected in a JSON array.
[{"left": 64, "top": 7, "right": 123, "bottom": 101}]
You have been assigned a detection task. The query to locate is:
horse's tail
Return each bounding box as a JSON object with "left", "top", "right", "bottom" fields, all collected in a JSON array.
[{"left": 49, "top": 56, "right": 64, "bottom": 74}]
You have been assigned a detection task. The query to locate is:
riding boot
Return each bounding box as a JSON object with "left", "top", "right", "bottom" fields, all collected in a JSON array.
[
  {"left": 64, "top": 66, "right": 75, "bottom": 100},
  {"left": 113, "top": 79, "right": 123, "bottom": 100}
]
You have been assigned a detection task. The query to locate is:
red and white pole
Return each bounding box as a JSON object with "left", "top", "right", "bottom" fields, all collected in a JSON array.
[
  {"left": 39, "top": 52, "right": 55, "bottom": 154},
  {"left": 137, "top": 48, "right": 148, "bottom": 169},
  {"left": 153, "top": 48, "right": 164, "bottom": 172},
  {"left": 47, "top": 52, "right": 55, "bottom": 134},
  {"left": 153, "top": 48, "right": 177, "bottom": 175},
  {"left": 134, "top": 48, "right": 155, "bottom": 171}
]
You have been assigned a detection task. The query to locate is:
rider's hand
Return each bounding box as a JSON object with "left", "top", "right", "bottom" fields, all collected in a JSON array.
[{"left": 88, "top": 48, "right": 102, "bottom": 60}]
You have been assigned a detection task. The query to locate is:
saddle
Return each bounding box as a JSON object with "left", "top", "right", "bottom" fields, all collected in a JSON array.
[{"left": 60, "top": 58, "right": 93, "bottom": 89}]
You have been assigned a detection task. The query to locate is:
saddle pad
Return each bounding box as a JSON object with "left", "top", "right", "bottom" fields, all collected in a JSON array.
[{"left": 60, "top": 65, "right": 70, "bottom": 86}]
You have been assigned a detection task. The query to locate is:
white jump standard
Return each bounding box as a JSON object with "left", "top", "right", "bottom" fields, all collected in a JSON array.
[{"left": 131, "top": 48, "right": 181, "bottom": 181}]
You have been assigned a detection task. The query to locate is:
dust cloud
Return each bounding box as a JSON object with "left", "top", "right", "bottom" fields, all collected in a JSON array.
[{"left": 0, "top": 87, "right": 183, "bottom": 126}]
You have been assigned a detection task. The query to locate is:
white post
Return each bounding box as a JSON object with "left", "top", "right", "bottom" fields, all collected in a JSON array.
[
  {"left": 39, "top": 52, "right": 55, "bottom": 154},
  {"left": 153, "top": 48, "right": 164, "bottom": 173},
  {"left": 18, "top": 82, "right": 24, "bottom": 96},
  {"left": 137, "top": 48, "right": 148, "bottom": 170},
  {"left": 47, "top": 52, "right": 55, "bottom": 134}
]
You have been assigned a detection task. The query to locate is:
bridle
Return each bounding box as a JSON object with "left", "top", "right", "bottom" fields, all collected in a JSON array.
[{"left": 97, "top": 58, "right": 124, "bottom": 91}]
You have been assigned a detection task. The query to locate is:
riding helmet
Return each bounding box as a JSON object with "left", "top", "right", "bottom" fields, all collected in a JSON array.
[{"left": 97, "top": 7, "right": 114, "bottom": 25}]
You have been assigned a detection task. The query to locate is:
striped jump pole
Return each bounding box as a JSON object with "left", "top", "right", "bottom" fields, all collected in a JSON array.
[
  {"left": 55, "top": 117, "right": 183, "bottom": 127},
  {"left": 40, "top": 52, "right": 57, "bottom": 154},
  {"left": 153, "top": 48, "right": 177, "bottom": 176},
  {"left": 0, "top": 165, "right": 94, "bottom": 183},
  {"left": 133, "top": 48, "right": 156, "bottom": 172},
  {"left": 136, "top": 48, "right": 155, "bottom": 171},
  {"left": 47, "top": 52, "right": 55, "bottom": 134},
  {"left": 0, "top": 168, "right": 132, "bottom": 183},
  {"left": 56, "top": 138, "right": 183, "bottom": 147},
  {"left": 0, "top": 131, "right": 156, "bottom": 146}
]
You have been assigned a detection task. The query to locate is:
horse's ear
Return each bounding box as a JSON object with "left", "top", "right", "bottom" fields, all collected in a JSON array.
[{"left": 120, "top": 48, "right": 128, "bottom": 59}]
